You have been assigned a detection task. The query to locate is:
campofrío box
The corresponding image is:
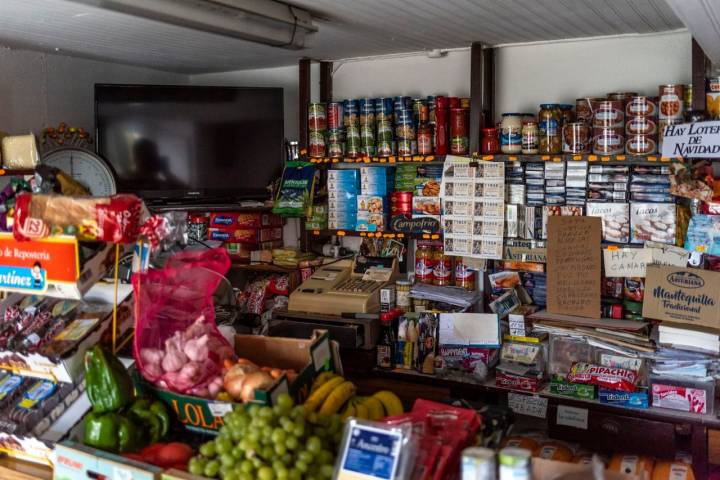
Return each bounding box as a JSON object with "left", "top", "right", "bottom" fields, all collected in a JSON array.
[
  {"left": 642, "top": 265, "right": 720, "bottom": 329},
  {"left": 133, "top": 331, "right": 341, "bottom": 435}
]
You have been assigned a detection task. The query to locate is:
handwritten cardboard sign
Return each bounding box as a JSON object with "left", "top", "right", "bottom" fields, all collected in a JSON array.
[
  {"left": 547, "top": 216, "right": 601, "bottom": 318},
  {"left": 645, "top": 241, "right": 690, "bottom": 267},
  {"left": 660, "top": 121, "right": 720, "bottom": 158},
  {"left": 603, "top": 248, "right": 652, "bottom": 277}
]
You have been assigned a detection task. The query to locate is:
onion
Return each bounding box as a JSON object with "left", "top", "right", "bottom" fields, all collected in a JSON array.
[
  {"left": 223, "top": 363, "right": 260, "bottom": 400},
  {"left": 239, "top": 371, "right": 274, "bottom": 403}
]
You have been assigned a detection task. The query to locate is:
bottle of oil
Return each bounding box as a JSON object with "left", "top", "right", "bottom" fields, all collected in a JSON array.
[{"left": 377, "top": 312, "right": 395, "bottom": 370}]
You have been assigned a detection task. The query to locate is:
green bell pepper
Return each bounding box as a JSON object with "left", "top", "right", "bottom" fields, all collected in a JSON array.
[
  {"left": 84, "top": 345, "right": 134, "bottom": 413},
  {"left": 84, "top": 411, "right": 143, "bottom": 453},
  {"left": 128, "top": 397, "right": 170, "bottom": 444}
]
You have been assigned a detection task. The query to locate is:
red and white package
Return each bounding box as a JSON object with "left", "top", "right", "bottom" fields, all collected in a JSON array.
[
  {"left": 567, "top": 362, "right": 638, "bottom": 392},
  {"left": 652, "top": 383, "right": 708, "bottom": 414}
]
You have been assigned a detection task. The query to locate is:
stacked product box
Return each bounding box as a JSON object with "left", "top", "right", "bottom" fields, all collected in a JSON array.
[
  {"left": 525, "top": 162, "right": 544, "bottom": 206},
  {"left": 505, "top": 162, "right": 525, "bottom": 238},
  {"left": 495, "top": 334, "right": 548, "bottom": 393},
  {"left": 629, "top": 165, "right": 672, "bottom": 202},
  {"left": 565, "top": 161, "right": 588, "bottom": 206},
  {"left": 586, "top": 165, "right": 629, "bottom": 203},
  {"left": 328, "top": 169, "right": 359, "bottom": 230},
  {"left": 544, "top": 161, "right": 566, "bottom": 205},
  {"left": 357, "top": 167, "right": 392, "bottom": 231},
  {"left": 207, "top": 212, "right": 284, "bottom": 259},
  {"left": 630, "top": 202, "right": 676, "bottom": 244},
  {"left": 586, "top": 202, "right": 630, "bottom": 243}
]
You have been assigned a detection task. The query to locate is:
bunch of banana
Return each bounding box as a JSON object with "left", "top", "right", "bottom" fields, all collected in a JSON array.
[{"left": 305, "top": 372, "right": 404, "bottom": 421}]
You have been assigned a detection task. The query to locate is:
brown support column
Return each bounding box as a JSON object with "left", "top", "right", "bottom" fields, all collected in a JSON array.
[
  {"left": 691, "top": 38, "right": 710, "bottom": 113},
  {"left": 320, "top": 61, "right": 333, "bottom": 103},
  {"left": 298, "top": 58, "right": 311, "bottom": 150},
  {"left": 470, "top": 42, "right": 495, "bottom": 155}
]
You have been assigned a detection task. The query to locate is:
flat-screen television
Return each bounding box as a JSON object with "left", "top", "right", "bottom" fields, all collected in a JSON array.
[{"left": 95, "top": 84, "right": 284, "bottom": 202}]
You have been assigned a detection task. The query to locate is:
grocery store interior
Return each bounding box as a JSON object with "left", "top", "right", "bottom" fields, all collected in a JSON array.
[{"left": 1, "top": 0, "right": 720, "bottom": 479}]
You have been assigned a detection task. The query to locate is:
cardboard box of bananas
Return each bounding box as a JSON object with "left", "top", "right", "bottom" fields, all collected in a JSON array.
[{"left": 303, "top": 371, "right": 404, "bottom": 420}]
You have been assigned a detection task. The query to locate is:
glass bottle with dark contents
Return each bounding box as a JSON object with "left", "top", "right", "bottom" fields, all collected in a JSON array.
[{"left": 377, "top": 312, "right": 395, "bottom": 370}]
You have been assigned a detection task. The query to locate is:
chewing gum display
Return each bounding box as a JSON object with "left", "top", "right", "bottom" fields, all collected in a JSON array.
[{"left": 567, "top": 362, "right": 638, "bottom": 392}]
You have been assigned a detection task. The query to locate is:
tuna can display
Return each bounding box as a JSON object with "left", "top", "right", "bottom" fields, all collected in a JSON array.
[
  {"left": 375, "top": 97, "right": 394, "bottom": 122},
  {"left": 625, "top": 134, "right": 657, "bottom": 155},
  {"left": 707, "top": 76, "right": 720, "bottom": 119},
  {"left": 562, "top": 122, "right": 591, "bottom": 153},
  {"left": 593, "top": 126, "right": 624, "bottom": 155},
  {"left": 359, "top": 98, "right": 375, "bottom": 125},
  {"left": 346, "top": 125, "right": 361, "bottom": 158},
  {"left": 658, "top": 84, "right": 684, "bottom": 120},
  {"left": 450, "top": 108, "right": 469, "bottom": 155},
  {"left": 343, "top": 99, "right": 359, "bottom": 127}
]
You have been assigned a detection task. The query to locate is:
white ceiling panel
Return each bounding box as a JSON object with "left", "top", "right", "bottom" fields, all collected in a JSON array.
[
  {"left": 0, "top": 0, "right": 687, "bottom": 74},
  {"left": 666, "top": 0, "right": 720, "bottom": 65}
]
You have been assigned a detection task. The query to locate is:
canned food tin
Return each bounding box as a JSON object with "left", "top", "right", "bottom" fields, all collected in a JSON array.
[
  {"left": 390, "top": 203, "right": 412, "bottom": 215},
  {"left": 375, "top": 97, "right": 394, "bottom": 122},
  {"left": 626, "top": 96, "right": 658, "bottom": 117},
  {"left": 562, "top": 122, "right": 590, "bottom": 153},
  {"left": 327, "top": 102, "right": 343, "bottom": 130},
  {"left": 592, "top": 127, "right": 624, "bottom": 155},
  {"left": 343, "top": 99, "right": 359, "bottom": 128},
  {"left": 593, "top": 100, "right": 624, "bottom": 128},
  {"left": 308, "top": 102, "right": 327, "bottom": 131},
  {"left": 360, "top": 144, "right": 376, "bottom": 157},
  {"left": 377, "top": 120, "right": 394, "bottom": 143},
  {"left": 412, "top": 98, "right": 426, "bottom": 123},
  {"left": 308, "top": 130, "right": 326, "bottom": 157},
  {"left": 625, "top": 134, "right": 657, "bottom": 155},
  {"left": 706, "top": 76, "right": 720, "bottom": 119},
  {"left": 359, "top": 98, "right": 375, "bottom": 111},
  {"left": 450, "top": 107, "right": 469, "bottom": 155},
  {"left": 360, "top": 124, "right": 375, "bottom": 145},
  {"left": 607, "top": 91, "right": 638, "bottom": 103},
  {"left": 658, "top": 84, "right": 684, "bottom": 120},
  {"left": 346, "top": 127, "right": 361, "bottom": 158},
  {"left": 461, "top": 447, "right": 495, "bottom": 480},
  {"left": 397, "top": 138, "right": 417, "bottom": 156},
  {"left": 327, "top": 141, "right": 344, "bottom": 158},
  {"left": 498, "top": 447, "right": 531, "bottom": 480},
  {"left": 327, "top": 128, "right": 345, "bottom": 143},
  {"left": 390, "top": 192, "right": 413, "bottom": 204},
  {"left": 625, "top": 116, "right": 657, "bottom": 135},
  {"left": 576, "top": 97, "right": 603, "bottom": 124},
  {"left": 377, "top": 141, "right": 393, "bottom": 157}
]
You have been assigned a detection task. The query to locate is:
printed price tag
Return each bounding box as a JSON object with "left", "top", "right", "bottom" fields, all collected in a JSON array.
[
  {"left": 508, "top": 313, "right": 526, "bottom": 337},
  {"left": 208, "top": 402, "right": 233, "bottom": 418},
  {"left": 337, "top": 423, "right": 403, "bottom": 480},
  {"left": 556, "top": 405, "right": 588, "bottom": 429},
  {"left": 507, "top": 392, "right": 548, "bottom": 418}
]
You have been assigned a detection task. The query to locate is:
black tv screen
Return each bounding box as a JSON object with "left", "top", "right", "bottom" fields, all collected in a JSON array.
[{"left": 95, "top": 84, "right": 284, "bottom": 201}]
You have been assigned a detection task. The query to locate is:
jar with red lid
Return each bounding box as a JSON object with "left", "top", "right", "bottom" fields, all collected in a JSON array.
[{"left": 481, "top": 128, "right": 499, "bottom": 154}]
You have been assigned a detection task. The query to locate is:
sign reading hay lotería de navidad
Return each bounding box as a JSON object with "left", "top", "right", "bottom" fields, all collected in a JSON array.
[{"left": 661, "top": 121, "right": 720, "bottom": 158}]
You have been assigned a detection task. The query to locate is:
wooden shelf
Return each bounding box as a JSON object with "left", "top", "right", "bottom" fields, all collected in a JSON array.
[
  {"left": 308, "top": 229, "right": 441, "bottom": 240},
  {"left": 359, "top": 368, "right": 720, "bottom": 428},
  {"left": 308, "top": 153, "right": 677, "bottom": 166},
  {"left": 230, "top": 262, "right": 296, "bottom": 273},
  {"left": 0, "top": 169, "right": 35, "bottom": 177}
]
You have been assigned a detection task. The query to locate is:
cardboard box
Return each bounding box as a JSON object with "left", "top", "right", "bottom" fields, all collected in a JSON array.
[
  {"left": 0, "top": 233, "right": 120, "bottom": 300},
  {"left": 642, "top": 265, "right": 720, "bottom": 328},
  {"left": 207, "top": 227, "right": 283, "bottom": 244},
  {"left": 54, "top": 442, "right": 163, "bottom": 480},
  {"left": 208, "top": 212, "right": 282, "bottom": 229},
  {"left": 0, "top": 283, "right": 134, "bottom": 383},
  {"left": 133, "top": 331, "right": 342, "bottom": 435}
]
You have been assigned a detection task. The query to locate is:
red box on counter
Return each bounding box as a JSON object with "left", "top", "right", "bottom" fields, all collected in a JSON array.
[
  {"left": 209, "top": 227, "right": 283, "bottom": 244},
  {"left": 495, "top": 371, "right": 543, "bottom": 392},
  {"left": 209, "top": 212, "right": 283, "bottom": 229}
]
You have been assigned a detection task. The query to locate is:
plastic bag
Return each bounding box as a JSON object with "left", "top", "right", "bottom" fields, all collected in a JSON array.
[
  {"left": 272, "top": 161, "right": 316, "bottom": 217},
  {"left": 132, "top": 248, "right": 235, "bottom": 396}
]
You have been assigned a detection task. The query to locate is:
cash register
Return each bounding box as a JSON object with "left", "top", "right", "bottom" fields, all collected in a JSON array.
[{"left": 275, "top": 256, "right": 398, "bottom": 349}]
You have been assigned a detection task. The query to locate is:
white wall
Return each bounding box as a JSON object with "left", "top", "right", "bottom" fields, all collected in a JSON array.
[
  {"left": 0, "top": 48, "right": 187, "bottom": 135},
  {"left": 495, "top": 30, "right": 692, "bottom": 118}
]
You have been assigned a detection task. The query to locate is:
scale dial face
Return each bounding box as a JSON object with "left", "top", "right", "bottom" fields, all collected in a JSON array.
[{"left": 41, "top": 147, "right": 117, "bottom": 196}]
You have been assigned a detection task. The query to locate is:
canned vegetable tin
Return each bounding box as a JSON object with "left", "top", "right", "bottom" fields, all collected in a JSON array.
[
  {"left": 327, "top": 102, "right": 344, "bottom": 130},
  {"left": 461, "top": 447, "right": 496, "bottom": 480},
  {"left": 498, "top": 447, "right": 531, "bottom": 480},
  {"left": 308, "top": 102, "right": 327, "bottom": 131}
]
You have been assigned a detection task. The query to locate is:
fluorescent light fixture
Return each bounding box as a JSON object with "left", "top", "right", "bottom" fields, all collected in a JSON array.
[{"left": 69, "top": 0, "right": 317, "bottom": 49}]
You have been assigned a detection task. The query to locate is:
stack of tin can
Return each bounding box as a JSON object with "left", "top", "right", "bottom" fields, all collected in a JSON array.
[
  {"left": 658, "top": 84, "right": 685, "bottom": 152},
  {"left": 326, "top": 102, "right": 345, "bottom": 158},
  {"left": 308, "top": 102, "right": 327, "bottom": 158},
  {"left": 396, "top": 98, "right": 417, "bottom": 156},
  {"left": 625, "top": 95, "right": 658, "bottom": 155},
  {"left": 592, "top": 99, "right": 625, "bottom": 155},
  {"left": 359, "top": 98, "right": 376, "bottom": 157},
  {"left": 375, "top": 98, "right": 394, "bottom": 157},
  {"left": 343, "top": 99, "right": 361, "bottom": 158}
]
